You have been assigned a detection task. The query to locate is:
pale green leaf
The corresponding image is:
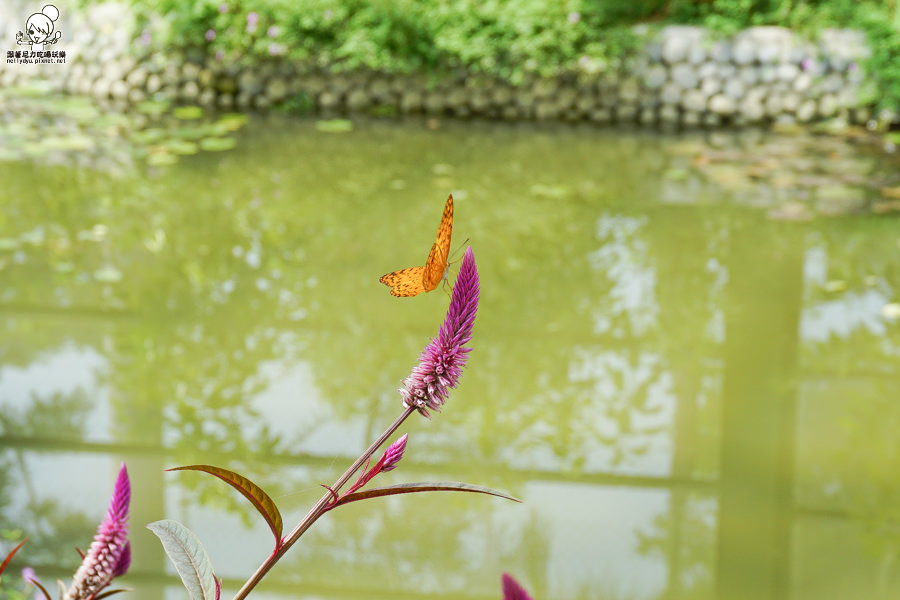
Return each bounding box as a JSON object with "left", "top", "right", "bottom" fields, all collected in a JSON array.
[{"left": 146, "top": 520, "right": 217, "bottom": 600}]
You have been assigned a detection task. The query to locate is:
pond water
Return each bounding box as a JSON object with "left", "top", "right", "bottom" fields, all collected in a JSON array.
[{"left": 1, "top": 98, "right": 900, "bottom": 600}]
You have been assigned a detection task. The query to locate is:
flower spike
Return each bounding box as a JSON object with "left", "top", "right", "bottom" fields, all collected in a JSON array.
[
  {"left": 379, "top": 433, "right": 408, "bottom": 472},
  {"left": 64, "top": 463, "right": 131, "bottom": 600},
  {"left": 501, "top": 573, "right": 534, "bottom": 600},
  {"left": 400, "top": 247, "right": 479, "bottom": 417}
]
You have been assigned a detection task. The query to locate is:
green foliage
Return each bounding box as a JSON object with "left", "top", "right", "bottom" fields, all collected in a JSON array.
[
  {"left": 95, "top": 0, "right": 900, "bottom": 109},
  {"left": 850, "top": 4, "right": 900, "bottom": 115},
  {"left": 124, "top": 0, "right": 652, "bottom": 81}
]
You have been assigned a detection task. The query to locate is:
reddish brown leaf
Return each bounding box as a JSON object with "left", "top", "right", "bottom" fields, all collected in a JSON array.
[
  {"left": 0, "top": 537, "right": 26, "bottom": 577},
  {"left": 168, "top": 465, "right": 283, "bottom": 545},
  {"left": 329, "top": 481, "right": 521, "bottom": 510},
  {"left": 30, "top": 576, "right": 53, "bottom": 600},
  {"left": 93, "top": 588, "right": 131, "bottom": 600}
]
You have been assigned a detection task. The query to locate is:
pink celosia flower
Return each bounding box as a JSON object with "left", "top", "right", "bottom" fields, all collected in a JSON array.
[
  {"left": 342, "top": 434, "right": 409, "bottom": 497},
  {"left": 502, "top": 573, "right": 534, "bottom": 600},
  {"left": 64, "top": 463, "right": 130, "bottom": 600},
  {"left": 205, "top": 29, "right": 216, "bottom": 41},
  {"left": 267, "top": 25, "right": 280, "bottom": 38},
  {"left": 400, "top": 247, "right": 479, "bottom": 417},
  {"left": 379, "top": 433, "right": 407, "bottom": 472}
]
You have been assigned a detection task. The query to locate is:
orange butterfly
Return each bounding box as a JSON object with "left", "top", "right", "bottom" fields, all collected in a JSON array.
[{"left": 380, "top": 194, "right": 453, "bottom": 297}]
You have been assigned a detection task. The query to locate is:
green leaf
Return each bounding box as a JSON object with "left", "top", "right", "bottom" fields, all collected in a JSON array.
[
  {"left": 330, "top": 481, "right": 521, "bottom": 509},
  {"left": 146, "top": 520, "right": 218, "bottom": 600},
  {"left": 168, "top": 465, "right": 283, "bottom": 545},
  {"left": 0, "top": 537, "right": 26, "bottom": 577}
]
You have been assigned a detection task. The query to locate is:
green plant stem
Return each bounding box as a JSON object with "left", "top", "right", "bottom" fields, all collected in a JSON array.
[{"left": 231, "top": 405, "right": 417, "bottom": 600}]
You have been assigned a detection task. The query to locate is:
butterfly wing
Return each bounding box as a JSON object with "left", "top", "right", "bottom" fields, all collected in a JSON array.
[
  {"left": 379, "top": 266, "right": 427, "bottom": 297},
  {"left": 422, "top": 194, "right": 453, "bottom": 292}
]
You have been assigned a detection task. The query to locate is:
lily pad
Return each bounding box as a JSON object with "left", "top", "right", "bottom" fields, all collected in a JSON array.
[
  {"left": 41, "top": 134, "right": 94, "bottom": 151},
  {"left": 172, "top": 126, "right": 213, "bottom": 141},
  {"left": 663, "top": 167, "right": 690, "bottom": 181},
  {"left": 824, "top": 280, "right": 847, "bottom": 293},
  {"left": 881, "top": 185, "right": 900, "bottom": 200},
  {"left": 529, "top": 183, "right": 568, "bottom": 198},
  {"left": 165, "top": 139, "right": 199, "bottom": 155},
  {"left": 136, "top": 100, "right": 170, "bottom": 116},
  {"left": 133, "top": 128, "right": 167, "bottom": 144},
  {"left": 315, "top": 119, "right": 353, "bottom": 132},
  {"left": 199, "top": 137, "right": 236, "bottom": 151},
  {"left": 215, "top": 113, "right": 249, "bottom": 132},
  {"left": 768, "top": 202, "right": 813, "bottom": 222},
  {"left": 20, "top": 228, "right": 45, "bottom": 245},
  {"left": 173, "top": 106, "right": 204, "bottom": 120},
  {"left": 147, "top": 151, "right": 178, "bottom": 166},
  {"left": 94, "top": 266, "right": 123, "bottom": 283},
  {"left": 0, "top": 147, "right": 22, "bottom": 161}
]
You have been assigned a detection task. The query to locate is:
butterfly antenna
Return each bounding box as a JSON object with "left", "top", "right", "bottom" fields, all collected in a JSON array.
[{"left": 449, "top": 237, "right": 470, "bottom": 264}]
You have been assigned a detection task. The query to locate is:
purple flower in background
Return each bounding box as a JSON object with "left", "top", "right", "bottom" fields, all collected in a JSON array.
[
  {"left": 502, "top": 574, "right": 534, "bottom": 600},
  {"left": 400, "top": 247, "right": 479, "bottom": 417},
  {"left": 64, "top": 463, "right": 130, "bottom": 600},
  {"left": 267, "top": 25, "right": 280, "bottom": 38},
  {"left": 215, "top": 49, "right": 225, "bottom": 61},
  {"left": 246, "top": 11, "right": 258, "bottom": 33},
  {"left": 801, "top": 57, "right": 814, "bottom": 71},
  {"left": 205, "top": 29, "right": 216, "bottom": 41},
  {"left": 21, "top": 567, "right": 38, "bottom": 585},
  {"left": 568, "top": 11, "right": 581, "bottom": 24},
  {"left": 268, "top": 43, "right": 285, "bottom": 56},
  {"left": 848, "top": 61, "right": 858, "bottom": 72},
  {"left": 218, "top": 3, "right": 228, "bottom": 13},
  {"left": 140, "top": 29, "right": 151, "bottom": 45}
]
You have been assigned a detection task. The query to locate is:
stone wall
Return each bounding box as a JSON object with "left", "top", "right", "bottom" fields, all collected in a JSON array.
[{"left": 0, "top": 3, "right": 876, "bottom": 127}]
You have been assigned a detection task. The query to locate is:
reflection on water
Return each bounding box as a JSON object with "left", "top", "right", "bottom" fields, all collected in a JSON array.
[{"left": 1, "top": 106, "right": 899, "bottom": 599}]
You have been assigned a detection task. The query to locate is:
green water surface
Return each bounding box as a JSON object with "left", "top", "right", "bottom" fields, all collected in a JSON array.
[{"left": 1, "top": 113, "right": 899, "bottom": 600}]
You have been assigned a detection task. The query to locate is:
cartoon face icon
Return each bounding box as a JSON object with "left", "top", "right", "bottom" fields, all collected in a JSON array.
[{"left": 17, "top": 5, "right": 62, "bottom": 48}]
